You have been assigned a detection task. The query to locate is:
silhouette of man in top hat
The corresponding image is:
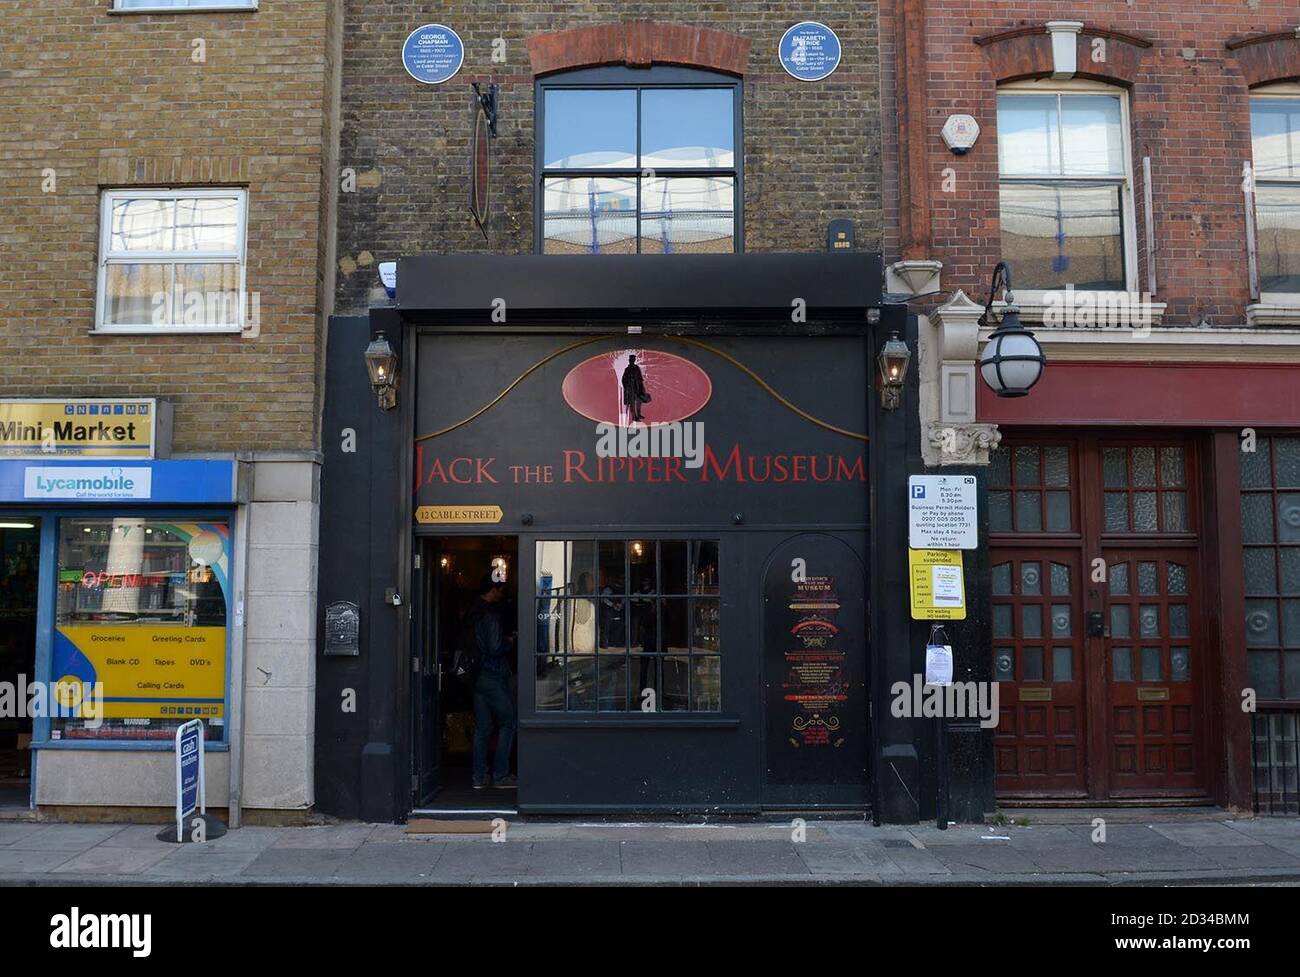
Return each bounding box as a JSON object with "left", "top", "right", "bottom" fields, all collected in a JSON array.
[{"left": 621, "top": 354, "right": 648, "bottom": 423}]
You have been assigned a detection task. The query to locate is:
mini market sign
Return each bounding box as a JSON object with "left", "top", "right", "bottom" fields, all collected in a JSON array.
[{"left": 0, "top": 398, "right": 161, "bottom": 459}]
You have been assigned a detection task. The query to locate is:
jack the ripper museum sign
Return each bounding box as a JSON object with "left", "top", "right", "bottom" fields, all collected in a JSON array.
[{"left": 413, "top": 334, "right": 870, "bottom": 528}]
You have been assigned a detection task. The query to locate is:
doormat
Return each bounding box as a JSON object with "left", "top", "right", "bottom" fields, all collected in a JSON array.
[{"left": 405, "top": 818, "right": 496, "bottom": 834}]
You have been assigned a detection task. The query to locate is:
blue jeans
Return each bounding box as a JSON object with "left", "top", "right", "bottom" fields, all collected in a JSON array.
[{"left": 472, "top": 671, "right": 516, "bottom": 783}]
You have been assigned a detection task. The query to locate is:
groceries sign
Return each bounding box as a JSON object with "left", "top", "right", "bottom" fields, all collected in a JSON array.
[{"left": 0, "top": 399, "right": 160, "bottom": 459}]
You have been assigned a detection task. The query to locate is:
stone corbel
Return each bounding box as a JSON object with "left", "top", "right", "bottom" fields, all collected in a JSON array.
[
  {"left": 886, "top": 259, "right": 943, "bottom": 299},
  {"left": 926, "top": 421, "right": 1003, "bottom": 466},
  {"left": 920, "top": 290, "right": 1000, "bottom": 466}
]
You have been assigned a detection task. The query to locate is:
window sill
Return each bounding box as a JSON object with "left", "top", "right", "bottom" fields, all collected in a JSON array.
[
  {"left": 90, "top": 326, "right": 245, "bottom": 336},
  {"left": 995, "top": 294, "right": 1167, "bottom": 329},
  {"left": 1246, "top": 301, "right": 1300, "bottom": 328},
  {"left": 33, "top": 739, "right": 229, "bottom": 752},
  {"left": 108, "top": 4, "right": 257, "bottom": 13},
  {"left": 521, "top": 714, "right": 740, "bottom": 729}
]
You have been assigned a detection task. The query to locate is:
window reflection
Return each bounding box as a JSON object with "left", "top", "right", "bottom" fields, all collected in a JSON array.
[{"left": 535, "top": 539, "right": 720, "bottom": 712}]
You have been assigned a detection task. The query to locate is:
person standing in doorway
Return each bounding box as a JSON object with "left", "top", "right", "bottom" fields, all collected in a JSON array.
[{"left": 469, "top": 574, "right": 517, "bottom": 789}]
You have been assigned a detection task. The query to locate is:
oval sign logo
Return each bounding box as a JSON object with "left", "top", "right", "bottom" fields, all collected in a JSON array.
[{"left": 562, "top": 349, "right": 712, "bottom": 427}]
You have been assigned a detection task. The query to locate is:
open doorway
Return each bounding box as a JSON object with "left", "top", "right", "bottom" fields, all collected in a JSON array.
[
  {"left": 413, "top": 535, "right": 519, "bottom": 813},
  {"left": 0, "top": 517, "right": 39, "bottom": 810}
]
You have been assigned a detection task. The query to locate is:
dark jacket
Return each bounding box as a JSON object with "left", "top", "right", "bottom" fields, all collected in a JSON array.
[{"left": 470, "top": 597, "right": 512, "bottom": 679}]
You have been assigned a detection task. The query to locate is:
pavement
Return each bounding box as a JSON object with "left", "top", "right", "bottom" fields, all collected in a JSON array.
[{"left": 1, "top": 815, "right": 1299, "bottom": 886}]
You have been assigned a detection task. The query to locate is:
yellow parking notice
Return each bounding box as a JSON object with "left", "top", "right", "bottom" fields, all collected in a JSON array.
[{"left": 909, "top": 548, "right": 966, "bottom": 620}]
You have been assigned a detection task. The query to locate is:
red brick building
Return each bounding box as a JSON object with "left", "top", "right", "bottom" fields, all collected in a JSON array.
[{"left": 883, "top": 1, "right": 1300, "bottom": 812}]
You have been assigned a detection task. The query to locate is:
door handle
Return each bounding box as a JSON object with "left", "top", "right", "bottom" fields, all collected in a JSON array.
[{"left": 436, "top": 662, "right": 443, "bottom": 693}]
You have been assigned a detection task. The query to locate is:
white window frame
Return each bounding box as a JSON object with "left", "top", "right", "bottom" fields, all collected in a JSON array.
[
  {"left": 95, "top": 188, "right": 248, "bottom": 335},
  {"left": 1249, "top": 83, "right": 1300, "bottom": 313},
  {"left": 996, "top": 79, "right": 1147, "bottom": 324},
  {"left": 110, "top": 0, "right": 257, "bottom": 13}
]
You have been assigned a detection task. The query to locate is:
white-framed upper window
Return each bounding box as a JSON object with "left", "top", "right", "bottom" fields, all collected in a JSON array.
[
  {"left": 1250, "top": 84, "right": 1300, "bottom": 301},
  {"left": 996, "top": 80, "right": 1137, "bottom": 296},
  {"left": 96, "top": 188, "right": 247, "bottom": 334},
  {"left": 113, "top": 1, "right": 257, "bottom": 11}
]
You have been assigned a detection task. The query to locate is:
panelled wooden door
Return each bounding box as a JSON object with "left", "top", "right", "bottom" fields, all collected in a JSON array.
[
  {"left": 992, "top": 551, "right": 1087, "bottom": 796},
  {"left": 1101, "top": 550, "right": 1202, "bottom": 795},
  {"left": 991, "top": 436, "right": 1209, "bottom": 801}
]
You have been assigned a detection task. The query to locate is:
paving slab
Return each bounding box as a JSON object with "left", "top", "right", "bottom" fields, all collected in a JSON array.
[
  {"left": 0, "top": 848, "right": 77, "bottom": 874},
  {"left": 4, "top": 824, "right": 128, "bottom": 852},
  {"left": 271, "top": 824, "right": 376, "bottom": 850},
  {"left": 0, "top": 822, "right": 56, "bottom": 847},
  {"left": 145, "top": 847, "right": 266, "bottom": 880},
  {"left": 429, "top": 840, "right": 533, "bottom": 879},
  {"left": 100, "top": 824, "right": 179, "bottom": 849},
  {"left": 334, "top": 842, "right": 447, "bottom": 882},
  {"left": 240, "top": 846, "right": 355, "bottom": 879},
  {"left": 526, "top": 840, "right": 622, "bottom": 878},
  {"left": 1151, "top": 822, "right": 1265, "bottom": 847},
  {"left": 796, "top": 842, "right": 901, "bottom": 876},
  {"left": 51, "top": 845, "right": 173, "bottom": 875},
  {"left": 930, "top": 844, "right": 1041, "bottom": 874},
  {"left": 705, "top": 840, "right": 809, "bottom": 877},
  {"left": 1197, "top": 844, "right": 1300, "bottom": 870},
  {"left": 618, "top": 839, "right": 716, "bottom": 878}
]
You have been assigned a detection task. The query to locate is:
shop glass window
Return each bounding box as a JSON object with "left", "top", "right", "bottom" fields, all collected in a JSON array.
[
  {"left": 1250, "top": 92, "right": 1300, "bottom": 296},
  {"left": 1240, "top": 435, "right": 1300, "bottom": 701},
  {"left": 534, "top": 539, "right": 720, "bottom": 713},
  {"left": 989, "top": 444, "right": 1075, "bottom": 534},
  {"left": 96, "top": 189, "right": 247, "bottom": 332},
  {"left": 52, "top": 518, "right": 230, "bottom": 741},
  {"left": 1100, "top": 443, "right": 1191, "bottom": 534},
  {"left": 538, "top": 71, "right": 739, "bottom": 254},
  {"left": 997, "top": 88, "right": 1131, "bottom": 291}
]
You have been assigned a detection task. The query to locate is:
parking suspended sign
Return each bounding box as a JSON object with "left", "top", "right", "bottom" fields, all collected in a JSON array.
[{"left": 908, "top": 474, "right": 978, "bottom": 550}]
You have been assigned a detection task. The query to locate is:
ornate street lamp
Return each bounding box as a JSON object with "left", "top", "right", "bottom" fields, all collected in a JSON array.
[
  {"left": 364, "top": 331, "right": 399, "bottom": 410},
  {"left": 978, "top": 261, "right": 1046, "bottom": 398},
  {"left": 877, "top": 330, "right": 911, "bottom": 410}
]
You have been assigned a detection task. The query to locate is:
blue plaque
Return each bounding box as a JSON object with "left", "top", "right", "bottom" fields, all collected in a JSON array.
[
  {"left": 402, "top": 24, "right": 465, "bottom": 85},
  {"left": 778, "top": 22, "right": 842, "bottom": 82}
]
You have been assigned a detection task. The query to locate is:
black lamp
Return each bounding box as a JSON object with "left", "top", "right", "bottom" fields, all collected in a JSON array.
[
  {"left": 978, "top": 262, "right": 1046, "bottom": 398},
  {"left": 877, "top": 330, "right": 911, "bottom": 410},
  {"left": 363, "top": 331, "right": 399, "bottom": 410}
]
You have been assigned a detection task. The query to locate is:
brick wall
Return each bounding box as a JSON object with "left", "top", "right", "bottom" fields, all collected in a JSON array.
[
  {"left": 0, "top": 1, "right": 338, "bottom": 452},
  {"left": 881, "top": 0, "right": 1300, "bottom": 327},
  {"left": 334, "top": 2, "right": 883, "bottom": 314}
]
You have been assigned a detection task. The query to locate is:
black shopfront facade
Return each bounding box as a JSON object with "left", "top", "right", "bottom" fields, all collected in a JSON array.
[{"left": 315, "top": 253, "right": 994, "bottom": 823}]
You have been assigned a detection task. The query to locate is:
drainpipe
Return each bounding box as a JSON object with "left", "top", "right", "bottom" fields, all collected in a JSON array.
[{"left": 226, "top": 458, "right": 253, "bottom": 828}]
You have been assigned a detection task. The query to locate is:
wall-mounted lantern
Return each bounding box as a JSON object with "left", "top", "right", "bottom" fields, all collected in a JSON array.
[
  {"left": 877, "top": 330, "right": 912, "bottom": 410},
  {"left": 364, "top": 331, "right": 399, "bottom": 410},
  {"left": 978, "top": 262, "right": 1046, "bottom": 398}
]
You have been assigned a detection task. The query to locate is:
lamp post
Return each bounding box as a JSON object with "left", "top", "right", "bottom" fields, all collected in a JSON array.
[
  {"left": 978, "top": 262, "right": 1046, "bottom": 398},
  {"left": 363, "top": 331, "right": 399, "bottom": 410}
]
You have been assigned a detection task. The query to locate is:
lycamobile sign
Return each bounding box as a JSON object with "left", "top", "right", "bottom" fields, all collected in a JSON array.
[{"left": 23, "top": 466, "right": 152, "bottom": 500}]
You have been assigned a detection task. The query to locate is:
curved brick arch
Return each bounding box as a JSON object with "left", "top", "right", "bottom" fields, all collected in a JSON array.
[
  {"left": 527, "top": 21, "right": 751, "bottom": 77},
  {"left": 974, "top": 25, "right": 1152, "bottom": 86},
  {"left": 1227, "top": 32, "right": 1300, "bottom": 88}
]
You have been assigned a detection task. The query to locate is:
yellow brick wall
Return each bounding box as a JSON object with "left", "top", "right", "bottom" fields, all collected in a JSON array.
[{"left": 0, "top": 1, "right": 337, "bottom": 452}]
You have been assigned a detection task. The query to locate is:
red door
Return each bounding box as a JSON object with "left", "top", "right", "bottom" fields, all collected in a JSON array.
[
  {"left": 991, "top": 437, "right": 1209, "bottom": 801},
  {"left": 992, "top": 551, "right": 1087, "bottom": 797}
]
